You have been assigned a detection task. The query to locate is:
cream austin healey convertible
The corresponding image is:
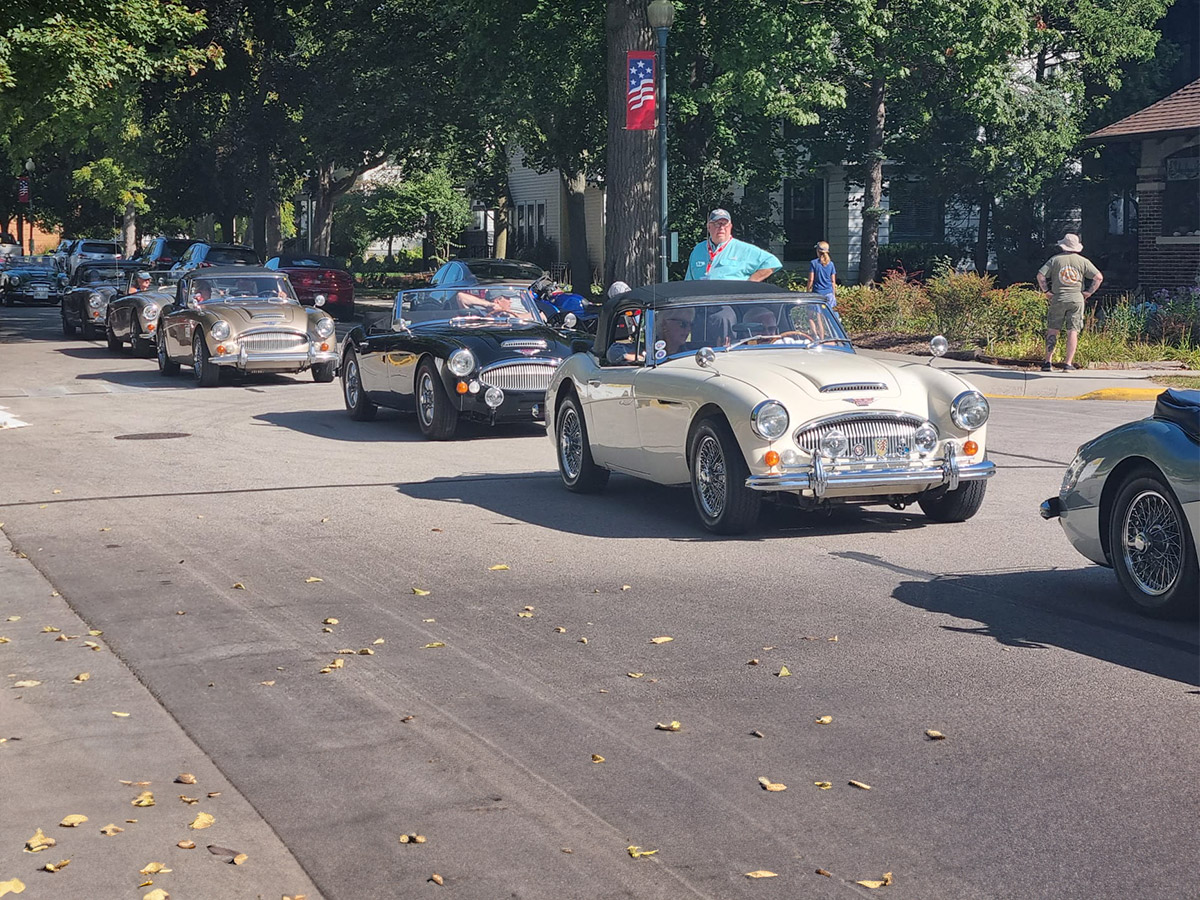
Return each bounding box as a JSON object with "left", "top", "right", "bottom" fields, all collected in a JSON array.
[{"left": 546, "top": 282, "right": 996, "bottom": 534}]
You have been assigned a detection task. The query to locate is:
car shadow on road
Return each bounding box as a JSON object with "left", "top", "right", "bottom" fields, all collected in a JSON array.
[
  {"left": 892, "top": 569, "right": 1199, "bottom": 686},
  {"left": 0, "top": 307, "right": 70, "bottom": 342},
  {"left": 396, "top": 472, "right": 932, "bottom": 541},
  {"left": 55, "top": 345, "right": 115, "bottom": 359},
  {"left": 253, "top": 410, "right": 548, "bottom": 443}
]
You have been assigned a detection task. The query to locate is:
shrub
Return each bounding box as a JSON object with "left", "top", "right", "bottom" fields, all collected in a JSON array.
[
  {"left": 976, "top": 284, "right": 1045, "bottom": 347},
  {"left": 925, "top": 270, "right": 994, "bottom": 340},
  {"left": 876, "top": 242, "right": 965, "bottom": 281}
]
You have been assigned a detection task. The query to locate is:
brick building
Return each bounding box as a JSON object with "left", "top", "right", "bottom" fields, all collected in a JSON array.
[{"left": 1087, "top": 79, "right": 1200, "bottom": 293}]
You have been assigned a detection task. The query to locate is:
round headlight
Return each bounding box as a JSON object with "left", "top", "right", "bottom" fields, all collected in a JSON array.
[
  {"left": 88, "top": 292, "right": 103, "bottom": 308},
  {"left": 315, "top": 316, "right": 335, "bottom": 339},
  {"left": 751, "top": 400, "right": 789, "bottom": 440},
  {"left": 951, "top": 390, "right": 990, "bottom": 430},
  {"left": 210, "top": 320, "right": 231, "bottom": 341},
  {"left": 820, "top": 429, "right": 849, "bottom": 459},
  {"left": 914, "top": 421, "right": 938, "bottom": 455},
  {"left": 8, "top": 276, "right": 19, "bottom": 286},
  {"left": 447, "top": 348, "right": 476, "bottom": 377},
  {"left": 141, "top": 302, "right": 159, "bottom": 320}
]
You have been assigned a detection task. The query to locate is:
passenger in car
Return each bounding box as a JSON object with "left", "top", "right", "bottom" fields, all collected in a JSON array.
[{"left": 656, "top": 308, "right": 696, "bottom": 357}]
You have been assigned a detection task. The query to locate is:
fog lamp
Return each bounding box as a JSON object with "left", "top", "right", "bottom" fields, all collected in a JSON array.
[
  {"left": 484, "top": 386, "right": 504, "bottom": 409},
  {"left": 468, "top": 380, "right": 480, "bottom": 394},
  {"left": 914, "top": 422, "right": 938, "bottom": 455},
  {"left": 820, "top": 429, "right": 848, "bottom": 459},
  {"left": 781, "top": 449, "right": 802, "bottom": 467}
]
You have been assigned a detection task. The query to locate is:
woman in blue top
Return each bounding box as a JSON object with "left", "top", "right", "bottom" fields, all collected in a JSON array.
[{"left": 806, "top": 241, "right": 838, "bottom": 308}]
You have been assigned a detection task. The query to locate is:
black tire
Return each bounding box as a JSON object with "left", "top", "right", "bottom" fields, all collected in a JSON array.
[
  {"left": 105, "top": 316, "right": 122, "bottom": 351},
  {"left": 129, "top": 322, "right": 148, "bottom": 358},
  {"left": 555, "top": 393, "right": 609, "bottom": 493},
  {"left": 157, "top": 326, "right": 180, "bottom": 375},
  {"left": 689, "top": 417, "right": 760, "bottom": 534},
  {"left": 1107, "top": 468, "right": 1198, "bottom": 618},
  {"left": 415, "top": 359, "right": 458, "bottom": 440},
  {"left": 81, "top": 320, "right": 97, "bottom": 340},
  {"left": 61, "top": 309, "right": 77, "bottom": 336},
  {"left": 918, "top": 479, "right": 987, "bottom": 522},
  {"left": 192, "top": 332, "right": 220, "bottom": 387},
  {"left": 341, "top": 350, "right": 377, "bottom": 421},
  {"left": 312, "top": 361, "right": 336, "bottom": 383}
]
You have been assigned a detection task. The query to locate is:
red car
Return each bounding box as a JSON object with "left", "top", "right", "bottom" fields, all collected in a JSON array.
[{"left": 265, "top": 254, "right": 355, "bottom": 321}]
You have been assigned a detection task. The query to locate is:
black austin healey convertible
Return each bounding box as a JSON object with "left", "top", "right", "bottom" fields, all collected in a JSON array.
[{"left": 338, "top": 281, "right": 586, "bottom": 439}]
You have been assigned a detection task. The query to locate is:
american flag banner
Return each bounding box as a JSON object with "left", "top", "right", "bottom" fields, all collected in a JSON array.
[{"left": 626, "top": 51, "right": 656, "bottom": 130}]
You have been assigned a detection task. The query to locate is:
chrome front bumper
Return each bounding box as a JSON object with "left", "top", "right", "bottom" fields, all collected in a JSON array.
[
  {"left": 746, "top": 446, "right": 995, "bottom": 498},
  {"left": 211, "top": 345, "right": 338, "bottom": 370}
]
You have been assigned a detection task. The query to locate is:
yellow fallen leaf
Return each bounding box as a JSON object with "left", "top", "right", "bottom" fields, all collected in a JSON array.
[
  {"left": 816, "top": 868, "right": 832, "bottom": 877},
  {"left": 655, "top": 720, "right": 682, "bottom": 732},
  {"left": 88, "top": 631, "right": 102, "bottom": 636},
  {"left": 177, "top": 841, "right": 195, "bottom": 849},
  {"left": 649, "top": 636, "right": 673, "bottom": 644},
  {"left": 320, "top": 517, "right": 330, "bottom": 523},
  {"left": 41, "top": 626, "right": 60, "bottom": 633},
  {"left": 72, "top": 673, "right": 90, "bottom": 684},
  {"left": 517, "top": 611, "right": 533, "bottom": 618},
  {"left": 323, "top": 617, "right": 339, "bottom": 625},
  {"left": 5, "top": 616, "right": 20, "bottom": 621},
  {"left": 422, "top": 642, "right": 445, "bottom": 649},
  {"left": 52, "top": 489, "right": 61, "bottom": 494},
  {"left": 621, "top": 585, "right": 632, "bottom": 591},
  {"left": 626, "top": 846, "right": 659, "bottom": 859},
  {"left": 422, "top": 618, "right": 435, "bottom": 623},
  {"left": 814, "top": 782, "right": 833, "bottom": 790},
  {"left": 0, "top": 637, "right": 8, "bottom": 644},
  {"left": 112, "top": 711, "right": 130, "bottom": 717},
  {"left": 139, "top": 862, "right": 171, "bottom": 875},
  {"left": 0, "top": 879, "right": 26, "bottom": 896},
  {"left": 358, "top": 648, "right": 374, "bottom": 655},
  {"left": 337, "top": 648, "right": 355, "bottom": 654},
  {"left": 260, "top": 680, "right": 275, "bottom": 686},
  {"left": 777, "top": 666, "right": 792, "bottom": 677},
  {"left": 305, "top": 577, "right": 323, "bottom": 583},
  {"left": 399, "top": 833, "right": 427, "bottom": 844},
  {"left": 489, "top": 564, "right": 510, "bottom": 570},
  {"left": 143, "top": 891, "right": 171, "bottom": 900},
  {"left": 207, "top": 792, "right": 221, "bottom": 798},
  {"left": 132, "top": 791, "right": 155, "bottom": 807},
  {"left": 828, "top": 635, "right": 838, "bottom": 642},
  {"left": 232, "top": 853, "right": 248, "bottom": 865},
  {"left": 100, "top": 527, "right": 110, "bottom": 531},
  {"left": 627, "top": 672, "right": 644, "bottom": 678},
  {"left": 373, "top": 638, "right": 385, "bottom": 645},
  {"left": 24, "top": 828, "right": 56, "bottom": 852},
  {"left": 232, "top": 583, "right": 245, "bottom": 590},
  {"left": 84, "top": 641, "right": 101, "bottom": 650},
  {"left": 747, "top": 658, "right": 759, "bottom": 665},
  {"left": 189, "top": 812, "right": 215, "bottom": 830},
  {"left": 856, "top": 872, "right": 894, "bottom": 889},
  {"left": 815, "top": 715, "right": 832, "bottom": 724},
  {"left": 554, "top": 627, "right": 566, "bottom": 633},
  {"left": 577, "top": 637, "right": 588, "bottom": 644},
  {"left": 328, "top": 658, "right": 344, "bottom": 669},
  {"left": 591, "top": 754, "right": 605, "bottom": 763},
  {"left": 745, "top": 870, "right": 778, "bottom": 878},
  {"left": 100, "top": 824, "right": 124, "bottom": 835},
  {"left": 138, "top": 881, "right": 153, "bottom": 888},
  {"left": 430, "top": 873, "right": 444, "bottom": 885},
  {"left": 179, "top": 796, "right": 199, "bottom": 804},
  {"left": 42, "top": 859, "right": 70, "bottom": 873},
  {"left": 411, "top": 588, "right": 431, "bottom": 595},
  {"left": 12, "top": 680, "right": 41, "bottom": 689},
  {"left": 849, "top": 780, "right": 872, "bottom": 790},
  {"left": 757, "top": 777, "right": 787, "bottom": 792},
  {"left": 58, "top": 815, "right": 88, "bottom": 827},
  {"left": 925, "top": 729, "right": 947, "bottom": 740}
]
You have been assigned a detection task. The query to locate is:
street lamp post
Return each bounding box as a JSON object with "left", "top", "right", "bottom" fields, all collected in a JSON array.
[
  {"left": 647, "top": 0, "right": 674, "bottom": 283},
  {"left": 24, "top": 158, "right": 35, "bottom": 256}
]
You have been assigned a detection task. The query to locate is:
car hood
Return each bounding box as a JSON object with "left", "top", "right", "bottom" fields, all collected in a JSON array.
[
  {"left": 5, "top": 267, "right": 60, "bottom": 278},
  {"left": 685, "top": 348, "right": 973, "bottom": 414},
  {"left": 420, "top": 323, "right": 574, "bottom": 357},
  {"left": 204, "top": 302, "right": 311, "bottom": 329}
]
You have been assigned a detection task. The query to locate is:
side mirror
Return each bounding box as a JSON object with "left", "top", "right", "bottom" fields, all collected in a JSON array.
[
  {"left": 928, "top": 335, "right": 948, "bottom": 366},
  {"left": 563, "top": 312, "right": 578, "bottom": 329},
  {"left": 695, "top": 347, "right": 717, "bottom": 369},
  {"left": 314, "top": 294, "right": 327, "bottom": 308}
]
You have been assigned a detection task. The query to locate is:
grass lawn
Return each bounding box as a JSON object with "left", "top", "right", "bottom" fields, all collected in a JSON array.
[{"left": 1150, "top": 375, "right": 1200, "bottom": 389}]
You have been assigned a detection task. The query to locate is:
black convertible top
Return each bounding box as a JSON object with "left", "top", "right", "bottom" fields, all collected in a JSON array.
[
  {"left": 593, "top": 281, "right": 825, "bottom": 354},
  {"left": 1154, "top": 389, "right": 1200, "bottom": 442}
]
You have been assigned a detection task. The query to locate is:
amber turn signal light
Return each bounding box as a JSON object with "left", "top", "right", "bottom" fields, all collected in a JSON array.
[
  {"left": 147, "top": 323, "right": 156, "bottom": 332},
  {"left": 320, "top": 342, "right": 329, "bottom": 351},
  {"left": 764, "top": 450, "right": 780, "bottom": 467},
  {"left": 216, "top": 345, "right": 226, "bottom": 355},
  {"left": 456, "top": 381, "right": 469, "bottom": 394},
  {"left": 963, "top": 440, "right": 978, "bottom": 456}
]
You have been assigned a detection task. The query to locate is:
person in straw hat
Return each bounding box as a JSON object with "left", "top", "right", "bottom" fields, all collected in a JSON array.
[{"left": 1036, "top": 232, "right": 1102, "bottom": 372}]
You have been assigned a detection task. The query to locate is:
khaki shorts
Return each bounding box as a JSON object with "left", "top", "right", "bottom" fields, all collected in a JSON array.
[{"left": 1048, "top": 299, "right": 1085, "bottom": 332}]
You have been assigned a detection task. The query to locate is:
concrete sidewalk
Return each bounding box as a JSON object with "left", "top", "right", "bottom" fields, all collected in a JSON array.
[
  {"left": 861, "top": 349, "right": 1177, "bottom": 401},
  {"left": 0, "top": 530, "right": 322, "bottom": 900}
]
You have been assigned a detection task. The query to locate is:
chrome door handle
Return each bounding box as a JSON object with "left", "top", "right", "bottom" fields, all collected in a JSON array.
[{"left": 587, "top": 379, "right": 600, "bottom": 387}]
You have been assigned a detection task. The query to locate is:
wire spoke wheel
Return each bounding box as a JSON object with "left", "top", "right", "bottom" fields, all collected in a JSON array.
[
  {"left": 1121, "top": 489, "right": 1184, "bottom": 596},
  {"left": 559, "top": 405, "right": 583, "bottom": 480},
  {"left": 418, "top": 371, "right": 436, "bottom": 427},
  {"left": 344, "top": 358, "right": 361, "bottom": 407},
  {"left": 695, "top": 433, "right": 727, "bottom": 519}
]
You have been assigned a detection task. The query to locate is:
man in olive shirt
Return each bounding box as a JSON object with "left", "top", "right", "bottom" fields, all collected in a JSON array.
[{"left": 1037, "top": 233, "right": 1102, "bottom": 371}]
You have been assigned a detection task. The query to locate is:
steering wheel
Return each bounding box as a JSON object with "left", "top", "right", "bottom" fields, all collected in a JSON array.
[{"left": 772, "top": 329, "right": 814, "bottom": 342}]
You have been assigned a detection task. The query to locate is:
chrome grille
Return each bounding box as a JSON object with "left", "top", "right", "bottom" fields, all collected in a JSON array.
[
  {"left": 795, "top": 414, "right": 922, "bottom": 460},
  {"left": 240, "top": 331, "right": 307, "bottom": 353},
  {"left": 820, "top": 382, "right": 889, "bottom": 393},
  {"left": 481, "top": 361, "right": 557, "bottom": 393}
]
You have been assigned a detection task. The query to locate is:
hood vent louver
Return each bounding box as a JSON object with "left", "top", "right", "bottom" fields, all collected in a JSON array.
[{"left": 820, "top": 382, "right": 889, "bottom": 393}]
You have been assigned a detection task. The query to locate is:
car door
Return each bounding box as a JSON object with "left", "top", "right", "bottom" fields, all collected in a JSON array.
[{"left": 583, "top": 310, "right": 647, "bottom": 475}]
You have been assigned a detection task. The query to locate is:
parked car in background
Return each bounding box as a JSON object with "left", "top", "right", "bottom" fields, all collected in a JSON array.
[
  {"left": 338, "top": 281, "right": 582, "bottom": 439},
  {"left": 547, "top": 281, "right": 996, "bottom": 534},
  {"left": 1041, "top": 389, "right": 1198, "bottom": 618},
  {"left": 105, "top": 271, "right": 176, "bottom": 356},
  {"left": 1, "top": 256, "right": 68, "bottom": 306},
  {"left": 156, "top": 268, "right": 338, "bottom": 386},
  {"left": 52, "top": 240, "right": 77, "bottom": 270},
  {"left": 61, "top": 261, "right": 142, "bottom": 338},
  {"left": 431, "top": 258, "right": 545, "bottom": 288},
  {"left": 264, "top": 253, "right": 355, "bottom": 321},
  {"left": 67, "top": 240, "right": 122, "bottom": 275},
  {"left": 139, "top": 237, "right": 195, "bottom": 271},
  {"left": 170, "top": 242, "right": 260, "bottom": 276}
]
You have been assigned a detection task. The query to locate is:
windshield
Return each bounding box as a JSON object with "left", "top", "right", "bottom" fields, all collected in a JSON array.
[
  {"left": 20, "top": 259, "right": 58, "bottom": 271},
  {"left": 646, "top": 300, "right": 849, "bottom": 362},
  {"left": 81, "top": 267, "right": 126, "bottom": 284},
  {"left": 189, "top": 275, "right": 297, "bottom": 304},
  {"left": 80, "top": 242, "right": 120, "bottom": 255},
  {"left": 206, "top": 247, "right": 260, "bottom": 266},
  {"left": 398, "top": 286, "right": 543, "bottom": 325},
  {"left": 279, "top": 255, "right": 342, "bottom": 269}
]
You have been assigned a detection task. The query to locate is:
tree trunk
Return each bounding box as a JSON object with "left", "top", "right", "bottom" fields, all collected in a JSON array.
[
  {"left": 122, "top": 201, "right": 137, "bottom": 258},
  {"left": 266, "top": 203, "right": 282, "bottom": 257},
  {"left": 604, "top": 0, "right": 656, "bottom": 287},
  {"left": 312, "top": 163, "right": 369, "bottom": 256},
  {"left": 217, "top": 213, "right": 235, "bottom": 244},
  {"left": 859, "top": 74, "right": 886, "bottom": 286},
  {"left": 562, "top": 170, "right": 591, "bottom": 287},
  {"left": 494, "top": 194, "right": 510, "bottom": 258},
  {"left": 974, "top": 195, "right": 991, "bottom": 275},
  {"left": 251, "top": 190, "right": 269, "bottom": 258}
]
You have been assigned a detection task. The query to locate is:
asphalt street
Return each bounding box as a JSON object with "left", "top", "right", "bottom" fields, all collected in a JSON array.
[{"left": 1, "top": 303, "right": 1196, "bottom": 900}]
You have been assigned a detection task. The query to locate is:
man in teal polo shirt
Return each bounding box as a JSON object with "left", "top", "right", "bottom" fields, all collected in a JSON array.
[{"left": 684, "top": 208, "right": 781, "bottom": 282}]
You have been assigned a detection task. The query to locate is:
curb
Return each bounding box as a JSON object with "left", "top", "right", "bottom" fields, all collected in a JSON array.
[{"left": 982, "top": 388, "right": 1164, "bottom": 402}]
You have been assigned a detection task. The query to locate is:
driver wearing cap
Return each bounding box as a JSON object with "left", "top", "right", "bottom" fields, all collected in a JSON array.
[
  {"left": 130, "top": 271, "right": 152, "bottom": 293},
  {"left": 685, "top": 209, "right": 781, "bottom": 282}
]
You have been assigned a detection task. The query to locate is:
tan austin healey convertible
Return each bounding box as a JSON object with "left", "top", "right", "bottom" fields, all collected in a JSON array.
[
  {"left": 546, "top": 281, "right": 996, "bottom": 534},
  {"left": 156, "top": 267, "right": 339, "bottom": 386}
]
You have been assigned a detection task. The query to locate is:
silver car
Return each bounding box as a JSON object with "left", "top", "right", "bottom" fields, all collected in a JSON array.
[{"left": 1041, "top": 389, "right": 1199, "bottom": 617}]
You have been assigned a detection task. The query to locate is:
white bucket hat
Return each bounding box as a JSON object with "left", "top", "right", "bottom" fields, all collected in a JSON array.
[{"left": 1057, "top": 233, "right": 1083, "bottom": 253}]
